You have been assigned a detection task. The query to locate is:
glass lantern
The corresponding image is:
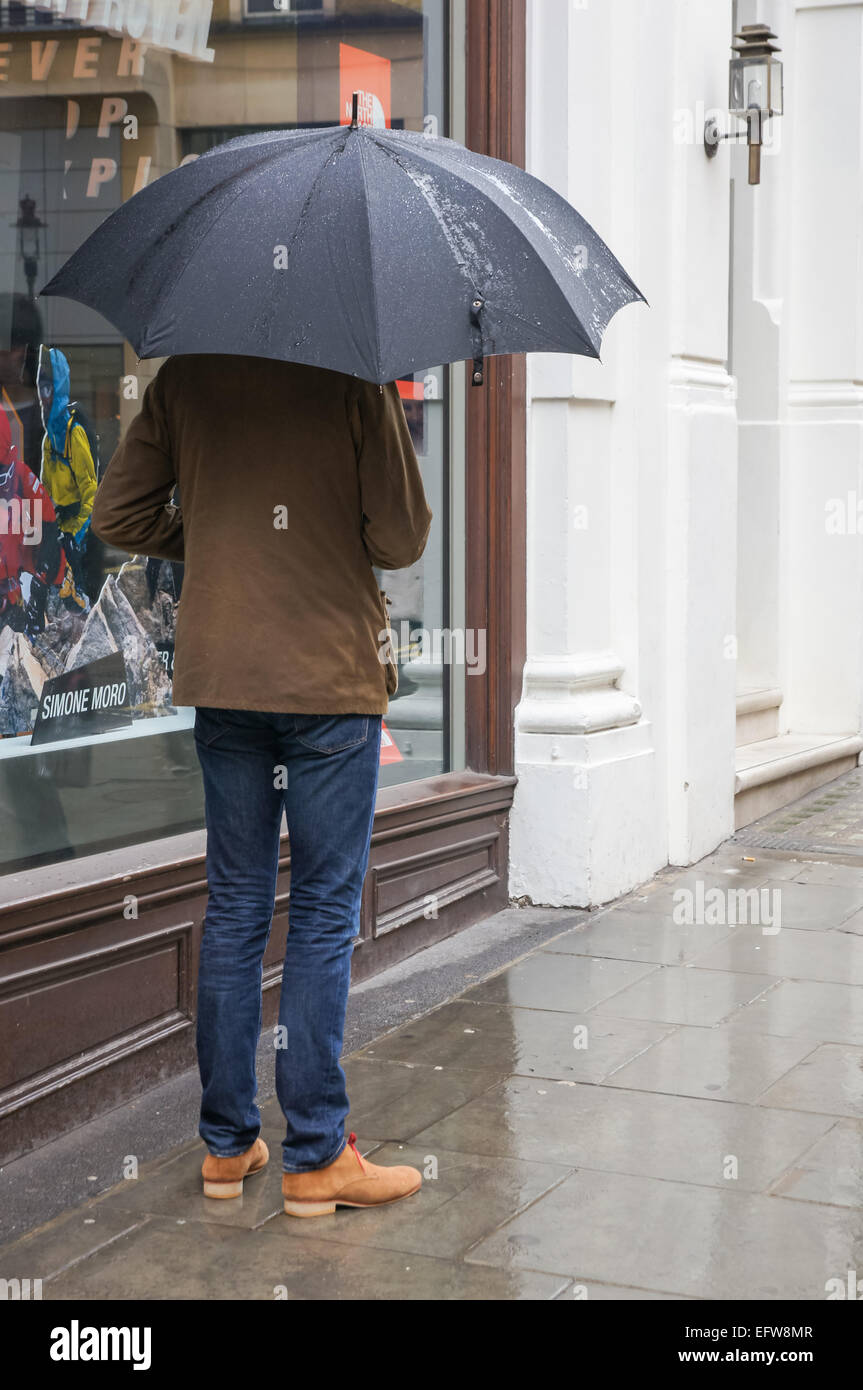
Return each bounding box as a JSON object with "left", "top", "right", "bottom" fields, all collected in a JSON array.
[{"left": 729, "top": 24, "right": 783, "bottom": 118}]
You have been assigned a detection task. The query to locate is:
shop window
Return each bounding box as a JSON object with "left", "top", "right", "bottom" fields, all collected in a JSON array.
[{"left": 0, "top": 0, "right": 463, "bottom": 877}]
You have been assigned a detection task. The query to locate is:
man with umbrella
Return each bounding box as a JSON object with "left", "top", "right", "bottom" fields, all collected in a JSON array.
[
  {"left": 90, "top": 353, "right": 432, "bottom": 1215},
  {"left": 47, "top": 103, "right": 642, "bottom": 1218}
]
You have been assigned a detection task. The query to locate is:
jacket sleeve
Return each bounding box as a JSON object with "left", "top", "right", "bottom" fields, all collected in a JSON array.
[
  {"left": 64, "top": 423, "right": 99, "bottom": 536},
  {"left": 351, "top": 380, "right": 433, "bottom": 570},
  {"left": 90, "top": 367, "right": 184, "bottom": 563}
]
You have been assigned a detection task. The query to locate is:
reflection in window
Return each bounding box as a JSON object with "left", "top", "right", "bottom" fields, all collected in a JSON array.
[{"left": 0, "top": 0, "right": 457, "bottom": 874}]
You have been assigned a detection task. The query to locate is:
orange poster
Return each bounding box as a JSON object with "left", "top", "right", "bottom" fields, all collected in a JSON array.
[
  {"left": 380, "top": 720, "right": 404, "bottom": 764},
  {"left": 339, "top": 43, "right": 391, "bottom": 129},
  {"left": 396, "top": 380, "right": 424, "bottom": 401}
]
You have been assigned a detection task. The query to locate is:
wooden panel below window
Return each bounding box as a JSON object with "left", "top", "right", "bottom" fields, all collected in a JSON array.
[{"left": 0, "top": 772, "right": 515, "bottom": 1161}]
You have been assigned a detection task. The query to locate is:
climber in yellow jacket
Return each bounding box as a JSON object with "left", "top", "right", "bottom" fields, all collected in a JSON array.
[{"left": 37, "top": 345, "right": 98, "bottom": 600}]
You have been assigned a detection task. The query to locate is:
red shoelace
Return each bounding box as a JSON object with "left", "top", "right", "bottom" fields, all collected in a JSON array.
[{"left": 347, "top": 1132, "right": 365, "bottom": 1170}]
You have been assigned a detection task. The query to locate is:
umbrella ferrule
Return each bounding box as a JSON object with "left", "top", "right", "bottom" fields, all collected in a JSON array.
[{"left": 470, "top": 296, "right": 485, "bottom": 386}]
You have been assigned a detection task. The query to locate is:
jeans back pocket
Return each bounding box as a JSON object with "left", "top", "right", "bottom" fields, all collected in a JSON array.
[{"left": 292, "top": 714, "right": 370, "bottom": 754}]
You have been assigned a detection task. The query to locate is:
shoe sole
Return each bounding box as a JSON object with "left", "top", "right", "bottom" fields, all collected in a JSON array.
[
  {"left": 282, "top": 1182, "right": 422, "bottom": 1218},
  {"left": 203, "top": 1158, "right": 268, "bottom": 1200}
]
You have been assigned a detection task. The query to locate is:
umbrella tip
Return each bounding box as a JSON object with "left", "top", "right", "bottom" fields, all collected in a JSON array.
[{"left": 350, "top": 92, "right": 359, "bottom": 130}]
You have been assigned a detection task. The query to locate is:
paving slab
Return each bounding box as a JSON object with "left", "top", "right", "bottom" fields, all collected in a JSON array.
[
  {"left": 725, "top": 978, "right": 863, "bottom": 1045},
  {"left": 465, "top": 1168, "right": 863, "bottom": 1299},
  {"left": 723, "top": 879, "right": 863, "bottom": 932},
  {"left": 588, "top": 964, "right": 777, "bottom": 1026},
  {"left": 602, "top": 1026, "right": 817, "bottom": 1103},
  {"left": 545, "top": 910, "right": 740, "bottom": 965},
  {"left": 792, "top": 861, "right": 863, "bottom": 889},
  {"left": 85, "top": 1139, "right": 285, "bottom": 1230},
  {"left": 837, "top": 906, "right": 863, "bottom": 937},
  {"left": 0, "top": 1205, "right": 149, "bottom": 1287},
  {"left": 260, "top": 1142, "right": 573, "bottom": 1260},
  {"left": 687, "top": 851, "right": 804, "bottom": 881},
  {"left": 356, "top": 998, "right": 673, "bottom": 1083},
  {"left": 770, "top": 1120, "right": 863, "bottom": 1208},
  {"left": 461, "top": 952, "right": 658, "bottom": 1013},
  {"left": 410, "top": 1074, "right": 835, "bottom": 1191},
  {"left": 45, "top": 1216, "right": 567, "bottom": 1301},
  {"left": 621, "top": 869, "right": 774, "bottom": 916},
  {"left": 691, "top": 923, "right": 863, "bottom": 985},
  {"left": 661, "top": 850, "right": 793, "bottom": 876},
  {"left": 341, "top": 1056, "right": 507, "bottom": 1139},
  {"left": 757, "top": 1043, "right": 863, "bottom": 1119},
  {"left": 552, "top": 1281, "right": 694, "bottom": 1300}
]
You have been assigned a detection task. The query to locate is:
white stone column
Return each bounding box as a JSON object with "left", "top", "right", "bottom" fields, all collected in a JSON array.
[
  {"left": 783, "top": 0, "right": 863, "bottom": 739},
  {"left": 511, "top": 0, "right": 738, "bottom": 905}
]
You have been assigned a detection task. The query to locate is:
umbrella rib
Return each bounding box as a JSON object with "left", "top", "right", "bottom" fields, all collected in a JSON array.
[
  {"left": 371, "top": 133, "right": 628, "bottom": 355},
  {"left": 362, "top": 136, "right": 487, "bottom": 367},
  {"left": 370, "top": 139, "right": 480, "bottom": 290},
  {"left": 248, "top": 131, "right": 355, "bottom": 359},
  {"left": 368, "top": 137, "right": 598, "bottom": 357},
  {"left": 138, "top": 132, "right": 341, "bottom": 348},
  {"left": 44, "top": 128, "right": 334, "bottom": 321},
  {"left": 356, "top": 137, "right": 385, "bottom": 383},
  {"left": 286, "top": 129, "right": 352, "bottom": 269},
  {"left": 439, "top": 143, "right": 645, "bottom": 311}
]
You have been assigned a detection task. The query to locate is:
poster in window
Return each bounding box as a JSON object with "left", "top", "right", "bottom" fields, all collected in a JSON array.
[{"left": 339, "top": 43, "right": 391, "bottom": 129}]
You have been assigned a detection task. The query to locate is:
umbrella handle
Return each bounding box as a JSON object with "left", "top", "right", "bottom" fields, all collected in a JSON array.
[{"left": 470, "top": 297, "right": 485, "bottom": 387}]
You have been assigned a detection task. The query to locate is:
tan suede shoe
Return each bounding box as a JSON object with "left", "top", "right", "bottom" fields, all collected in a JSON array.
[
  {"left": 202, "top": 1137, "right": 269, "bottom": 1199},
  {"left": 282, "top": 1132, "right": 422, "bottom": 1218}
]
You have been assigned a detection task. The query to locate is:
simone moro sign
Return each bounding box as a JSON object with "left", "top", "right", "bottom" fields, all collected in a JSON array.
[{"left": 31, "top": 651, "right": 134, "bottom": 745}]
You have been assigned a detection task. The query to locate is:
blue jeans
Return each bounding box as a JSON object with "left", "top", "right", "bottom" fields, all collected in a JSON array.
[{"left": 193, "top": 708, "right": 383, "bottom": 1172}]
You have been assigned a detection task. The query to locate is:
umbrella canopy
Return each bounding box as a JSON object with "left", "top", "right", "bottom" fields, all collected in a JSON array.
[{"left": 40, "top": 118, "right": 644, "bottom": 385}]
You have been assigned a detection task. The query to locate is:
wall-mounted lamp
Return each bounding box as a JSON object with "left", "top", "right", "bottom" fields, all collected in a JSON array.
[{"left": 704, "top": 23, "right": 783, "bottom": 185}]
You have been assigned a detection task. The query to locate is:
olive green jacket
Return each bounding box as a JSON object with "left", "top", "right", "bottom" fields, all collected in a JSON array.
[{"left": 91, "top": 355, "right": 432, "bottom": 714}]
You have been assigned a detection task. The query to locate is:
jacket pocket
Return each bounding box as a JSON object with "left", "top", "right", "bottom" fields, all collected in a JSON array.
[{"left": 378, "top": 589, "right": 399, "bottom": 697}]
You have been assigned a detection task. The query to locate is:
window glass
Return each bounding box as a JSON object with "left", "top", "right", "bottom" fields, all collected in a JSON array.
[{"left": 0, "top": 0, "right": 462, "bottom": 876}]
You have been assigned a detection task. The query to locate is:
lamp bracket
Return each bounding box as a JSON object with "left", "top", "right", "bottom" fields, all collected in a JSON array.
[{"left": 704, "top": 112, "right": 769, "bottom": 157}]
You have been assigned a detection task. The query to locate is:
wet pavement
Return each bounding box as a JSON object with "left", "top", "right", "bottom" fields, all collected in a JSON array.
[{"left": 4, "top": 785, "right": 863, "bottom": 1300}]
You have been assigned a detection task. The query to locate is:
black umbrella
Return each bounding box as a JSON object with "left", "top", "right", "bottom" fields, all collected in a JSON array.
[{"left": 41, "top": 99, "right": 644, "bottom": 385}]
